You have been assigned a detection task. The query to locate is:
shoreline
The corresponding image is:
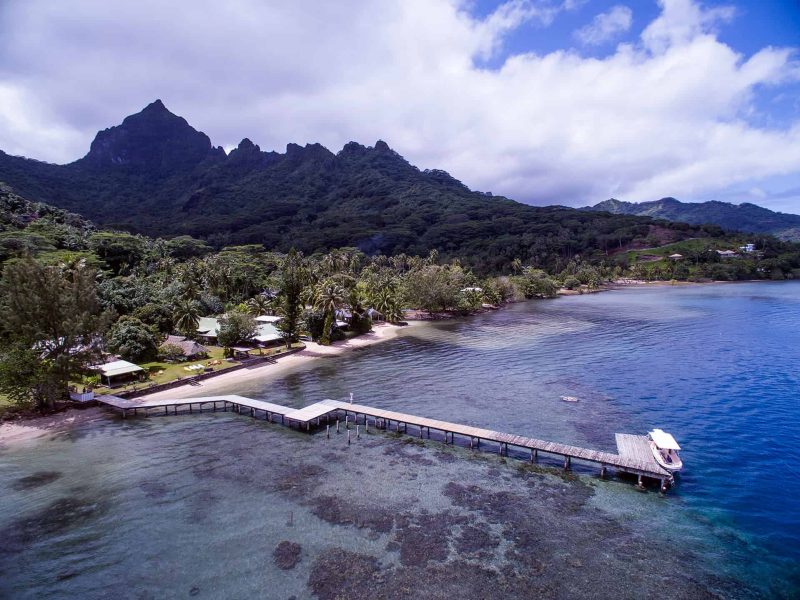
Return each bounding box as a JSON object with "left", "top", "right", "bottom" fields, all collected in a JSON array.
[
  {"left": 0, "top": 278, "right": 785, "bottom": 443},
  {"left": 0, "top": 323, "right": 411, "bottom": 446},
  {"left": 0, "top": 406, "right": 108, "bottom": 447},
  {"left": 129, "top": 322, "right": 412, "bottom": 402}
]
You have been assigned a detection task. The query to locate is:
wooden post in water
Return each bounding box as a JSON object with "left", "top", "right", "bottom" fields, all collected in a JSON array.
[
  {"left": 356, "top": 425, "right": 360, "bottom": 440},
  {"left": 600, "top": 466, "right": 607, "bottom": 479},
  {"left": 345, "top": 415, "right": 349, "bottom": 430},
  {"left": 164, "top": 406, "right": 168, "bottom": 416},
  {"left": 336, "top": 419, "right": 340, "bottom": 433},
  {"left": 348, "top": 429, "right": 351, "bottom": 445},
  {"left": 326, "top": 424, "right": 330, "bottom": 438},
  {"left": 564, "top": 456, "right": 571, "bottom": 470}
]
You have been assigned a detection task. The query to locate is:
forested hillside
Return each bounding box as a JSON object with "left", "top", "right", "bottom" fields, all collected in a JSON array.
[
  {"left": 590, "top": 198, "right": 800, "bottom": 242},
  {"left": 0, "top": 100, "right": 727, "bottom": 274}
]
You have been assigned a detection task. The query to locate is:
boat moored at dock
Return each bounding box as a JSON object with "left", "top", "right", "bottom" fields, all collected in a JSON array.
[{"left": 648, "top": 429, "right": 683, "bottom": 472}]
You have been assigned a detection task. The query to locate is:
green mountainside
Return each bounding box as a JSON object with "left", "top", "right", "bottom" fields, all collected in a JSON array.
[
  {"left": 589, "top": 197, "right": 800, "bottom": 242},
  {"left": 0, "top": 100, "right": 744, "bottom": 273}
]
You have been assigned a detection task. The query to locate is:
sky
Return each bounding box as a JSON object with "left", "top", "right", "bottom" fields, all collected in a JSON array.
[{"left": 0, "top": 0, "right": 799, "bottom": 212}]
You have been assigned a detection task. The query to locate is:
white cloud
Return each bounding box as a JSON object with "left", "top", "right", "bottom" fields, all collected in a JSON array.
[
  {"left": 0, "top": 0, "right": 798, "bottom": 210},
  {"left": 574, "top": 5, "right": 633, "bottom": 47}
]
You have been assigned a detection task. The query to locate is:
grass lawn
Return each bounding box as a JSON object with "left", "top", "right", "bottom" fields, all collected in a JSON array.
[
  {"left": 623, "top": 237, "right": 740, "bottom": 263},
  {"left": 0, "top": 393, "right": 14, "bottom": 417},
  {"left": 102, "top": 343, "right": 304, "bottom": 394},
  {"left": 108, "top": 346, "right": 238, "bottom": 393}
]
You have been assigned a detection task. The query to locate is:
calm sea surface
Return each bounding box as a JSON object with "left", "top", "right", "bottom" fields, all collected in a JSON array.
[{"left": 1, "top": 281, "right": 798, "bottom": 598}]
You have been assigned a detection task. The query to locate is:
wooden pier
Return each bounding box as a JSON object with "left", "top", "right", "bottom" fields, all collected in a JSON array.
[{"left": 97, "top": 395, "right": 674, "bottom": 491}]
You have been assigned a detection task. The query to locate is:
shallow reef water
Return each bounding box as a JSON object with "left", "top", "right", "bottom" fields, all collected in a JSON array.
[{"left": 1, "top": 282, "right": 799, "bottom": 598}]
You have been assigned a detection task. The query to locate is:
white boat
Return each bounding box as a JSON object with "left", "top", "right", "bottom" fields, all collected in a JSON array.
[{"left": 648, "top": 429, "right": 683, "bottom": 472}]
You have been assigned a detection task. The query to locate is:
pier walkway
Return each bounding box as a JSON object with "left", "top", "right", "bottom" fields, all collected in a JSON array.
[{"left": 97, "top": 395, "right": 673, "bottom": 489}]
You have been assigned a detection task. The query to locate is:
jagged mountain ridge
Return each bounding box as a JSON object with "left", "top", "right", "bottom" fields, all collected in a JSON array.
[
  {"left": 589, "top": 198, "right": 800, "bottom": 242},
  {"left": 0, "top": 101, "right": 727, "bottom": 272}
]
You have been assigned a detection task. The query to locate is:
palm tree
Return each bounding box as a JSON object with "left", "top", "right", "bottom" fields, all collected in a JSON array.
[
  {"left": 174, "top": 299, "right": 202, "bottom": 338},
  {"left": 372, "top": 284, "right": 403, "bottom": 323},
  {"left": 314, "top": 280, "right": 345, "bottom": 345},
  {"left": 246, "top": 295, "right": 272, "bottom": 316}
]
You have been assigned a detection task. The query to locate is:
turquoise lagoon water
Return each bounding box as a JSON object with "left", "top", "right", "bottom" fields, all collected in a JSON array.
[{"left": 1, "top": 281, "right": 798, "bottom": 598}]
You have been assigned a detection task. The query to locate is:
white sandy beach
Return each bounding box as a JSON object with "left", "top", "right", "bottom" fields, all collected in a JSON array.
[
  {"left": 0, "top": 407, "right": 108, "bottom": 447},
  {"left": 0, "top": 323, "right": 411, "bottom": 446},
  {"left": 138, "top": 322, "right": 410, "bottom": 401}
]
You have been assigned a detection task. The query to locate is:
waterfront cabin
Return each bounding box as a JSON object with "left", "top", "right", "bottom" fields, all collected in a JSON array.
[
  {"left": 255, "top": 315, "right": 282, "bottom": 324},
  {"left": 93, "top": 359, "right": 145, "bottom": 388},
  {"left": 366, "top": 308, "right": 384, "bottom": 322},
  {"left": 255, "top": 321, "right": 283, "bottom": 347},
  {"left": 160, "top": 335, "right": 208, "bottom": 360},
  {"left": 196, "top": 316, "right": 221, "bottom": 343},
  {"left": 668, "top": 253, "right": 683, "bottom": 260}
]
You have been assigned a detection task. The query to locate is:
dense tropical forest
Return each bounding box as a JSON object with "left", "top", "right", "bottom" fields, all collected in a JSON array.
[
  {"left": 0, "top": 100, "right": 740, "bottom": 275},
  {"left": 2, "top": 100, "right": 800, "bottom": 416},
  {"left": 2, "top": 179, "right": 800, "bottom": 417},
  {"left": 590, "top": 197, "right": 800, "bottom": 242}
]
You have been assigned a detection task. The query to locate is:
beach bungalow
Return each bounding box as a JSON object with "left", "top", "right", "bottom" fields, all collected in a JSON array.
[
  {"left": 160, "top": 335, "right": 208, "bottom": 360},
  {"left": 196, "top": 316, "right": 221, "bottom": 343},
  {"left": 668, "top": 253, "right": 683, "bottom": 260},
  {"left": 255, "top": 321, "right": 283, "bottom": 346},
  {"left": 366, "top": 308, "right": 384, "bottom": 322},
  {"left": 255, "top": 315, "right": 282, "bottom": 324},
  {"left": 93, "top": 359, "right": 144, "bottom": 388},
  {"left": 197, "top": 315, "right": 282, "bottom": 348}
]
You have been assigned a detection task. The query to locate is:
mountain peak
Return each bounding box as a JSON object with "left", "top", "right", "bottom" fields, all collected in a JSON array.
[
  {"left": 77, "top": 101, "right": 214, "bottom": 173},
  {"left": 588, "top": 197, "right": 800, "bottom": 239},
  {"left": 143, "top": 98, "right": 168, "bottom": 113}
]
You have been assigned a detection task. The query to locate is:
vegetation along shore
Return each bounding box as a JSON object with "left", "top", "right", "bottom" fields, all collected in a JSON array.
[{"left": 2, "top": 177, "right": 800, "bottom": 424}]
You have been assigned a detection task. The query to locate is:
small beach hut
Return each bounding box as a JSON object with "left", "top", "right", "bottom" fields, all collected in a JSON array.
[
  {"left": 93, "top": 359, "right": 144, "bottom": 388},
  {"left": 196, "top": 316, "right": 220, "bottom": 343},
  {"left": 161, "top": 335, "right": 208, "bottom": 360},
  {"left": 668, "top": 253, "right": 683, "bottom": 260}
]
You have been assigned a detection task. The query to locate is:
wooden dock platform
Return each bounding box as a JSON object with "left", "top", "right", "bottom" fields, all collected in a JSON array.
[{"left": 96, "top": 395, "right": 674, "bottom": 490}]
